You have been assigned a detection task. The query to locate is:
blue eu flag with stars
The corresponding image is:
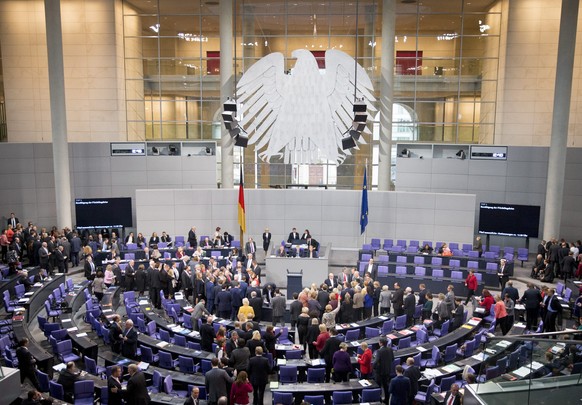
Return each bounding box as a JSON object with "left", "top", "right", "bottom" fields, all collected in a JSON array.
[{"left": 360, "top": 166, "right": 368, "bottom": 235}]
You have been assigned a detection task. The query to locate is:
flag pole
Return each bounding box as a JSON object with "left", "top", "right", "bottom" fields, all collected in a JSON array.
[
  {"left": 239, "top": 159, "right": 244, "bottom": 244},
  {"left": 364, "top": 159, "right": 368, "bottom": 244}
]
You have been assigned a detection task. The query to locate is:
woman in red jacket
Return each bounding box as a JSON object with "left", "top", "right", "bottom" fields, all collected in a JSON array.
[
  {"left": 479, "top": 289, "right": 495, "bottom": 312},
  {"left": 230, "top": 371, "right": 253, "bottom": 405},
  {"left": 464, "top": 269, "right": 478, "bottom": 305},
  {"left": 313, "top": 324, "right": 330, "bottom": 353},
  {"left": 357, "top": 342, "right": 373, "bottom": 378}
]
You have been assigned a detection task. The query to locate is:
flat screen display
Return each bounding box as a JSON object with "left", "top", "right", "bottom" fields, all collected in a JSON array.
[
  {"left": 75, "top": 198, "right": 133, "bottom": 228},
  {"left": 478, "top": 202, "right": 540, "bottom": 238}
]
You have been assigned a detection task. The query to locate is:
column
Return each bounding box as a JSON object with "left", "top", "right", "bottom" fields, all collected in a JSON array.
[
  {"left": 220, "top": 0, "right": 234, "bottom": 189},
  {"left": 377, "top": 0, "right": 396, "bottom": 191},
  {"left": 543, "top": 0, "right": 579, "bottom": 239},
  {"left": 44, "top": 0, "right": 72, "bottom": 229}
]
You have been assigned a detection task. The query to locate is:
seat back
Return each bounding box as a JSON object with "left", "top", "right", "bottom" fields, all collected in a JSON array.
[
  {"left": 49, "top": 381, "right": 64, "bottom": 400},
  {"left": 398, "top": 336, "right": 411, "bottom": 349},
  {"left": 332, "top": 391, "right": 353, "bottom": 405},
  {"left": 449, "top": 259, "right": 460, "bottom": 268},
  {"left": 174, "top": 334, "right": 187, "bottom": 347},
  {"left": 163, "top": 375, "right": 174, "bottom": 394},
  {"left": 285, "top": 349, "right": 302, "bottom": 359},
  {"left": 381, "top": 320, "right": 394, "bottom": 334},
  {"left": 377, "top": 265, "right": 389, "bottom": 277},
  {"left": 361, "top": 388, "right": 382, "bottom": 402},
  {"left": 450, "top": 270, "right": 462, "bottom": 279},
  {"left": 273, "top": 392, "right": 294, "bottom": 405},
  {"left": 344, "top": 329, "right": 360, "bottom": 341},
  {"left": 414, "top": 256, "right": 424, "bottom": 265},
  {"left": 395, "top": 266, "right": 407, "bottom": 275},
  {"left": 178, "top": 355, "right": 195, "bottom": 373},
  {"left": 443, "top": 343, "right": 457, "bottom": 362},
  {"left": 396, "top": 256, "right": 407, "bottom": 264},
  {"left": 306, "top": 367, "right": 325, "bottom": 383},
  {"left": 56, "top": 339, "right": 72, "bottom": 355},
  {"left": 159, "top": 329, "right": 171, "bottom": 343},
  {"left": 464, "top": 339, "right": 476, "bottom": 357},
  {"left": 304, "top": 395, "right": 325, "bottom": 405},
  {"left": 85, "top": 356, "right": 97, "bottom": 375},
  {"left": 485, "top": 365, "right": 501, "bottom": 380},
  {"left": 395, "top": 315, "right": 407, "bottom": 330},
  {"left": 152, "top": 370, "right": 162, "bottom": 391},
  {"left": 432, "top": 269, "right": 444, "bottom": 278},
  {"left": 416, "top": 328, "right": 428, "bottom": 345},
  {"left": 74, "top": 380, "right": 95, "bottom": 399},
  {"left": 365, "top": 327, "right": 380, "bottom": 339},
  {"left": 36, "top": 370, "right": 50, "bottom": 392},
  {"left": 414, "top": 267, "right": 426, "bottom": 277},
  {"left": 279, "top": 365, "right": 298, "bottom": 383},
  {"left": 440, "top": 375, "right": 455, "bottom": 392}
]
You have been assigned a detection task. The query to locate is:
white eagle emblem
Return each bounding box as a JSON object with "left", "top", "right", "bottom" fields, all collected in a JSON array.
[{"left": 236, "top": 49, "right": 376, "bottom": 165}]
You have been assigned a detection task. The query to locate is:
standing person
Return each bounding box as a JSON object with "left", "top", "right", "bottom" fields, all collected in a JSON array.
[
  {"left": 122, "top": 319, "right": 138, "bottom": 359},
  {"left": 149, "top": 264, "right": 162, "bottom": 309},
  {"left": 380, "top": 285, "right": 391, "bottom": 314},
  {"left": 107, "top": 365, "right": 123, "bottom": 405},
  {"left": 200, "top": 316, "right": 215, "bottom": 352},
  {"left": 188, "top": 227, "right": 198, "bottom": 249},
  {"left": 184, "top": 387, "right": 201, "bottom": 405},
  {"left": 332, "top": 343, "right": 352, "bottom": 382},
  {"left": 125, "top": 260, "right": 136, "bottom": 291},
  {"left": 520, "top": 283, "right": 542, "bottom": 331},
  {"left": 16, "top": 338, "right": 41, "bottom": 390},
  {"left": 321, "top": 327, "right": 342, "bottom": 382},
  {"left": 230, "top": 371, "right": 253, "bottom": 405},
  {"left": 373, "top": 337, "right": 394, "bottom": 402},
  {"left": 451, "top": 298, "right": 465, "bottom": 331},
  {"left": 388, "top": 365, "right": 411, "bottom": 405},
  {"left": 403, "top": 287, "right": 416, "bottom": 327},
  {"left": 135, "top": 264, "right": 147, "bottom": 296},
  {"left": 464, "top": 269, "right": 478, "bottom": 305},
  {"left": 289, "top": 293, "right": 302, "bottom": 330},
  {"left": 504, "top": 293, "right": 515, "bottom": 331},
  {"left": 93, "top": 271, "right": 105, "bottom": 302},
  {"left": 296, "top": 307, "right": 311, "bottom": 347},
  {"left": 391, "top": 283, "right": 404, "bottom": 317},
  {"left": 126, "top": 364, "right": 151, "bottom": 405},
  {"left": 403, "top": 357, "right": 421, "bottom": 404},
  {"left": 543, "top": 288, "right": 562, "bottom": 333},
  {"left": 70, "top": 232, "right": 81, "bottom": 267},
  {"left": 422, "top": 292, "right": 434, "bottom": 320},
  {"left": 248, "top": 347, "right": 270, "bottom": 405},
  {"left": 262, "top": 228, "right": 271, "bottom": 254},
  {"left": 357, "top": 342, "right": 373, "bottom": 379},
  {"left": 494, "top": 295, "right": 509, "bottom": 335},
  {"left": 270, "top": 289, "right": 286, "bottom": 327},
  {"left": 206, "top": 358, "right": 234, "bottom": 405},
  {"left": 109, "top": 315, "right": 123, "bottom": 354},
  {"left": 498, "top": 259, "right": 510, "bottom": 291}
]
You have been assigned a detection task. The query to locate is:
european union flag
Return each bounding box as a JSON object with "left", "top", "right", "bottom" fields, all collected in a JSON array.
[{"left": 360, "top": 166, "right": 369, "bottom": 235}]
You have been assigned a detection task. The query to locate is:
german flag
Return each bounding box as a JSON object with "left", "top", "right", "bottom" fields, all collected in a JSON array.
[{"left": 238, "top": 165, "right": 246, "bottom": 233}]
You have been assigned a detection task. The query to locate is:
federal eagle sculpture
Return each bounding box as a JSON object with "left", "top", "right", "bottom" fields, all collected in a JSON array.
[{"left": 236, "top": 49, "right": 376, "bottom": 165}]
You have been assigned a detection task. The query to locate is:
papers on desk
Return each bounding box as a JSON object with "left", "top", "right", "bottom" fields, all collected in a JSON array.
[
  {"left": 423, "top": 369, "right": 442, "bottom": 379},
  {"left": 166, "top": 324, "right": 176, "bottom": 328},
  {"left": 277, "top": 359, "right": 287, "bottom": 366},
  {"left": 174, "top": 292, "right": 184, "bottom": 300},
  {"left": 474, "top": 307, "right": 486, "bottom": 314},
  {"left": 310, "top": 359, "right": 324, "bottom": 366},
  {"left": 269, "top": 382, "right": 279, "bottom": 389},
  {"left": 24, "top": 292, "right": 34, "bottom": 297},
  {"left": 496, "top": 340, "right": 511, "bottom": 348},
  {"left": 76, "top": 333, "right": 88, "bottom": 338},
  {"left": 188, "top": 331, "right": 200, "bottom": 338},
  {"left": 416, "top": 346, "right": 428, "bottom": 352},
  {"left": 387, "top": 334, "right": 398, "bottom": 340},
  {"left": 512, "top": 366, "right": 530, "bottom": 378},
  {"left": 442, "top": 364, "right": 462, "bottom": 374},
  {"left": 33, "top": 282, "right": 43, "bottom": 287},
  {"left": 351, "top": 341, "right": 360, "bottom": 347},
  {"left": 67, "top": 327, "right": 78, "bottom": 332},
  {"left": 218, "top": 319, "right": 229, "bottom": 324},
  {"left": 275, "top": 344, "right": 287, "bottom": 350},
  {"left": 61, "top": 318, "right": 72, "bottom": 323},
  {"left": 138, "top": 362, "right": 149, "bottom": 371},
  {"left": 358, "top": 379, "right": 372, "bottom": 387},
  {"left": 514, "top": 304, "right": 525, "bottom": 311},
  {"left": 378, "top": 316, "right": 388, "bottom": 320},
  {"left": 103, "top": 309, "right": 112, "bottom": 313},
  {"left": 53, "top": 363, "right": 67, "bottom": 372},
  {"left": 14, "top": 307, "right": 26, "bottom": 313},
  {"left": 138, "top": 300, "right": 149, "bottom": 305},
  {"left": 350, "top": 323, "right": 359, "bottom": 327},
  {"left": 400, "top": 329, "right": 414, "bottom": 336},
  {"left": 531, "top": 361, "right": 544, "bottom": 370},
  {"left": 18, "top": 298, "right": 29, "bottom": 304},
  {"left": 461, "top": 325, "right": 472, "bottom": 329},
  {"left": 156, "top": 341, "right": 169, "bottom": 348},
  {"left": 468, "top": 317, "right": 481, "bottom": 326},
  {"left": 472, "top": 353, "right": 489, "bottom": 361},
  {"left": 485, "top": 348, "right": 497, "bottom": 355}
]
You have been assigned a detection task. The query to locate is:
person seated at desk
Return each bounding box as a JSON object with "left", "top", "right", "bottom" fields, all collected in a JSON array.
[
  {"left": 136, "top": 233, "right": 146, "bottom": 249},
  {"left": 184, "top": 386, "right": 201, "bottom": 405},
  {"left": 57, "top": 362, "right": 83, "bottom": 402},
  {"left": 149, "top": 232, "right": 160, "bottom": 248},
  {"left": 124, "top": 232, "right": 135, "bottom": 245},
  {"left": 301, "top": 229, "right": 311, "bottom": 241},
  {"left": 287, "top": 227, "right": 299, "bottom": 243},
  {"left": 440, "top": 243, "right": 453, "bottom": 257},
  {"left": 161, "top": 231, "right": 172, "bottom": 245},
  {"left": 201, "top": 237, "right": 213, "bottom": 249},
  {"left": 419, "top": 243, "right": 433, "bottom": 254},
  {"left": 150, "top": 245, "right": 161, "bottom": 260},
  {"left": 478, "top": 289, "right": 495, "bottom": 313},
  {"left": 443, "top": 383, "right": 463, "bottom": 405}
]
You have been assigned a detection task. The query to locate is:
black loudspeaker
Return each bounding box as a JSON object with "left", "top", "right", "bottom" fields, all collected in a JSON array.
[
  {"left": 353, "top": 101, "right": 367, "bottom": 113},
  {"left": 349, "top": 129, "right": 361, "bottom": 141},
  {"left": 229, "top": 127, "right": 241, "bottom": 137},
  {"left": 222, "top": 111, "right": 235, "bottom": 122},
  {"left": 342, "top": 136, "right": 357, "bottom": 150},
  {"left": 225, "top": 121, "right": 238, "bottom": 130},
  {"left": 234, "top": 134, "right": 248, "bottom": 147},
  {"left": 224, "top": 100, "right": 237, "bottom": 112},
  {"left": 354, "top": 112, "right": 367, "bottom": 123},
  {"left": 352, "top": 121, "right": 366, "bottom": 132}
]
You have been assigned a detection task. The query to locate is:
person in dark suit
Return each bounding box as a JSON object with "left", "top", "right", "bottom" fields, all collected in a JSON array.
[
  {"left": 248, "top": 346, "right": 270, "bottom": 405},
  {"left": 200, "top": 316, "right": 215, "bottom": 352},
  {"left": 301, "top": 229, "right": 311, "bottom": 240},
  {"left": 324, "top": 273, "right": 337, "bottom": 289},
  {"left": 216, "top": 285, "right": 233, "bottom": 319},
  {"left": 391, "top": 283, "right": 404, "bottom": 317},
  {"left": 502, "top": 281, "right": 520, "bottom": 302},
  {"left": 287, "top": 228, "right": 299, "bottom": 243},
  {"left": 562, "top": 251, "right": 576, "bottom": 282},
  {"left": 57, "top": 362, "right": 81, "bottom": 403},
  {"left": 55, "top": 245, "right": 66, "bottom": 273},
  {"left": 108, "top": 365, "right": 123, "bottom": 405},
  {"left": 7, "top": 213, "right": 19, "bottom": 228},
  {"left": 148, "top": 264, "right": 162, "bottom": 309},
  {"left": 223, "top": 231, "right": 234, "bottom": 248},
  {"left": 135, "top": 264, "right": 147, "bottom": 296},
  {"left": 262, "top": 229, "right": 271, "bottom": 254},
  {"left": 16, "top": 338, "right": 41, "bottom": 390},
  {"left": 106, "top": 314, "right": 121, "bottom": 350},
  {"left": 39, "top": 242, "right": 50, "bottom": 273},
  {"left": 443, "top": 383, "right": 463, "bottom": 405},
  {"left": 125, "top": 260, "right": 136, "bottom": 291},
  {"left": 205, "top": 358, "right": 233, "bottom": 405},
  {"left": 83, "top": 255, "right": 95, "bottom": 280},
  {"left": 184, "top": 386, "right": 201, "bottom": 405},
  {"left": 403, "top": 357, "right": 421, "bottom": 403},
  {"left": 403, "top": 287, "right": 416, "bottom": 327},
  {"left": 520, "top": 283, "right": 542, "bottom": 330},
  {"left": 188, "top": 227, "right": 198, "bottom": 249},
  {"left": 249, "top": 291, "right": 263, "bottom": 322},
  {"left": 245, "top": 237, "right": 257, "bottom": 257},
  {"left": 21, "top": 389, "right": 51, "bottom": 405},
  {"left": 373, "top": 337, "right": 394, "bottom": 402},
  {"left": 126, "top": 364, "right": 150, "bottom": 405},
  {"left": 321, "top": 327, "right": 342, "bottom": 382},
  {"left": 537, "top": 240, "right": 547, "bottom": 259},
  {"left": 364, "top": 258, "right": 377, "bottom": 278},
  {"left": 548, "top": 240, "right": 560, "bottom": 268},
  {"left": 497, "top": 259, "right": 509, "bottom": 290},
  {"left": 388, "top": 365, "right": 411, "bottom": 405},
  {"left": 121, "top": 319, "right": 138, "bottom": 358}
]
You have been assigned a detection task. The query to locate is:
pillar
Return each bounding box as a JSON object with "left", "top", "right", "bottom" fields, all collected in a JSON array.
[
  {"left": 378, "top": 0, "right": 396, "bottom": 191},
  {"left": 44, "top": 0, "right": 72, "bottom": 229},
  {"left": 220, "top": 0, "right": 234, "bottom": 189},
  {"left": 543, "top": 0, "right": 579, "bottom": 239}
]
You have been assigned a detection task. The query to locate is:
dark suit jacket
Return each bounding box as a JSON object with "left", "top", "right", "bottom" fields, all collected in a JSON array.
[
  {"left": 188, "top": 230, "right": 198, "bottom": 247},
  {"left": 389, "top": 375, "right": 411, "bottom": 405},
  {"left": 184, "top": 396, "right": 201, "bottom": 405},
  {"left": 521, "top": 288, "right": 542, "bottom": 309},
  {"left": 56, "top": 370, "right": 80, "bottom": 400},
  {"left": 248, "top": 355, "right": 270, "bottom": 386},
  {"left": 84, "top": 260, "right": 95, "bottom": 279},
  {"left": 8, "top": 217, "right": 19, "bottom": 227},
  {"left": 563, "top": 255, "right": 576, "bottom": 274},
  {"left": 205, "top": 367, "right": 233, "bottom": 402},
  {"left": 287, "top": 232, "right": 299, "bottom": 243},
  {"left": 121, "top": 327, "right": 138, "bottom": 358},
  {"left": 321, "top": 336, "right": 342, "bottom": 365},
  {"left": 245, "top": 241, "right": 257, "bottom": 255},
  {"left": 404, "top": 293, "right": 416, "bottom": 318},
  {"left": 324, "top": 278, "right": 336, "bottom": 289},
  {"left": 126, "top": 371, "right": 150, "bottom": 405},
  {"left": 262, "top": 233, "right": 271, "bottom": 251},
  {"left": 108, "top": 375, "right": 123, "bottom": 405},
  {"left": 16, "top": 346, "right": 35, "bottom": 374},
  {"left": 443, "top": 391, "right": 463, "bottom": 405},
  {"left": 373, "top": 345, "right": 394, "bottom": 378},
  {"left": 200, "top": 323, "right": 215, "bottom": 352},
  {"left": 403, "top": 365, "right": 421, "bottom": 398}
]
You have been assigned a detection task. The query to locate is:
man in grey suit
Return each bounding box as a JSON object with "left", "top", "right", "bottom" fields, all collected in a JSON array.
[
  {"left": 271, "top": 289, "right": 286, "bottom": 326},
  {"left": 205, "top": 358, "right": 233, "bottom": 405},
  {"left": 245, "top": 237, "right": 257, "bottom": 258}
]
